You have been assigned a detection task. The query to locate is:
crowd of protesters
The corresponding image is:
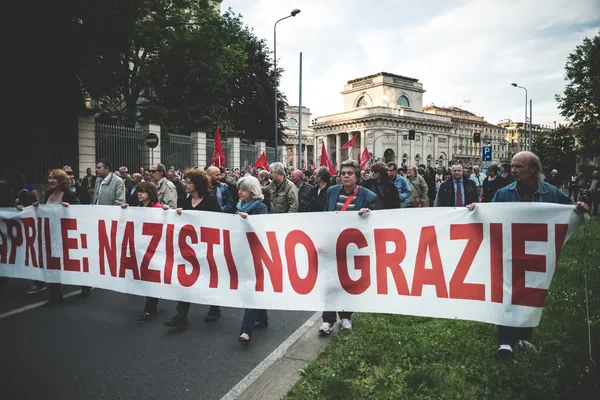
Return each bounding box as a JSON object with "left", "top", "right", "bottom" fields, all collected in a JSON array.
[{"left": 0, "top": 151, "right": 597, "bottom": 355}]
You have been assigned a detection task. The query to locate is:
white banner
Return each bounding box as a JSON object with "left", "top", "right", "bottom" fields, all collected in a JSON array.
[{"left": 0, "top": 204, "right": 584, "bottom": 327}]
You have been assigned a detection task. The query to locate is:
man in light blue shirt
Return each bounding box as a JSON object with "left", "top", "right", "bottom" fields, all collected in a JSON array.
[
  {"left": 470, "top": 165, "right": 486, "bottom": 201},
  {"left": 386, "top": 162, "right": 411, "bottom": 207}
]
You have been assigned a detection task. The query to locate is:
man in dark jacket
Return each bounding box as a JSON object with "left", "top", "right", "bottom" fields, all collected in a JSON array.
[
  {"left": 361, "top": 162, "right": 400, "bottom": 209},
  {"left": 435, "top": 164, "right": 478, "bottom": 207},
  {"left": 308, "top": 167, "right": 331, "bottom": 212},
  {"left": 291, "top": 169, "right": 313, "bottom": 212}
]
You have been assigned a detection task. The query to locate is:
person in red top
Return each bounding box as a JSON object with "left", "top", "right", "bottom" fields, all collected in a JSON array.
[{"left": 121, "top": 182, "right": 169, "bottom": 322}]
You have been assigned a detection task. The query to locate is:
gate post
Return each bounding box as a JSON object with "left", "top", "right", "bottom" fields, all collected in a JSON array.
[
  {"left": 191, "top": 131, "right": 207, "bottom": 169},
  {"left": 141, "top": 123, "right": 161, "bottom": 168},
  {"left": 255, "top": 140, "right": 266, "bottom": 160},
  {"left": 78, "top": 115, "right": 96, "bottom": 179},
  {"left": 227, "top": 137, "right": 241, "bottom": 169}
]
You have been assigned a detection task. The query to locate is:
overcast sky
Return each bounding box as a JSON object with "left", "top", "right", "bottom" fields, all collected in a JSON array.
[{"left": 221, "top": 0, "right": 599, "bottom": 126}]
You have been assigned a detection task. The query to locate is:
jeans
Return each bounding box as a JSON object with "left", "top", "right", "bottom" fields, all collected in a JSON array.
[
  {"left": 175, "top": 302, "right": 220, "bottom": 318},
  {"left": 143, "top": 297, "right": 159, "bottom": 314},
  {"left": 497, "top": 325, "right": 533, "bottom": 347},
  {"left": 240, "top": 309, "right": 268, "bottom": 336},
  {"left": 322, "top": 311, "right": 353, "bottom": 325}
]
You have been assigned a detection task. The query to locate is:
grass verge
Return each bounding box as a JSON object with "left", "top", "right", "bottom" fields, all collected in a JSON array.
[{"left": 285, "top": 218, "right": 600, "bottom": 400}]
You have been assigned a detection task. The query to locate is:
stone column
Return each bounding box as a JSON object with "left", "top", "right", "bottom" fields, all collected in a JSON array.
[
  {"left": 227, "top": 137, "right": 241, "bottom": 169},
  {"left": 191, "top": 131, "right": 207, "bottom": 169},
  {"left": 335, "top": 134, "right": 341, "bottom": 169},
  {"left": 255, "top": 140, "right": 266, "bottom": 158},
  {"left": 313, "top": 136, "right": 318, "bottom": 166},
  {"left": 433, "top": 131, "right": 438, "bottom": 167},
  {"left": 77, "top": 115, "right": 96, "bottom": 178},
  {"left": 292, "top": 145, "right": 298, "bottom": 168},
  {"left": 303, "top": 144, "right": 308, "bottom": 169},
  {"left": 142, "top": 123, "right": 161, "bottom": 168},
  {"left": 361, "top": 131, "right": 367, "bottom": 153}
]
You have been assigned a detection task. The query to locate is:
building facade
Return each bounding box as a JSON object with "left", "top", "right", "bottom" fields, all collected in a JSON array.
[
  {"left": 313, "top": 72, "right": 454, "bottom": 169},
  {"left": 498, "top": 119, "right": 554, "bottom": 156},
  {"left": 423, "top": 105, "right": 508, "bottom": 164},
  {"left": 282, "top": 105, "right": 315, "bottom": 168}
]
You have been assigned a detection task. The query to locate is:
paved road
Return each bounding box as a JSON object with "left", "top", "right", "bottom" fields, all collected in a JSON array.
[{"left": 0, "top": 279, "right": 313, "bottom": 400}]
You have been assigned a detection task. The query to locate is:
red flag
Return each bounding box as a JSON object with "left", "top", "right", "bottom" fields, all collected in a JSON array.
[
  {"left": 320, "top": 142, "right": 336, "bottom": 176},
  {"left": 359, "top": 147, "right": 371, "bottom": 170},
  {"left": 340, "top": 134, "right": 357, "bottom": 150},
  {"left": 211, "top": 125, "right": 226, "bottom": 167},
  {"left": 254, "top": 152, "right": 269, "bottom": 171}
]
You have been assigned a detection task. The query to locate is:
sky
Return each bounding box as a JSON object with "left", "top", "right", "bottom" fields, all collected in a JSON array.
[{"left": 221, "top": 0, "right": 599, "bottom": 126}]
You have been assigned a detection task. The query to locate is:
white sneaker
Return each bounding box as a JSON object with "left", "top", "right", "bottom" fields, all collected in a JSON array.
[
  {"left": 340, "top": 318, "right": 352, "bottom": 330},
  {"left": 318, "top": 322, "right": 332, "bottom": 335},
  {"left": 497, "top": 344, "right": 513, "bottom": 359}
]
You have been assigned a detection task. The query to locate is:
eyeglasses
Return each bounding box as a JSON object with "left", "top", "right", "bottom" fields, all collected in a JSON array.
[
  {"left": 340, "top": 171, "right": 355, "bottom": 176},
  {"left": 148, "top": 170, "right": 156, "bottom": 173}
]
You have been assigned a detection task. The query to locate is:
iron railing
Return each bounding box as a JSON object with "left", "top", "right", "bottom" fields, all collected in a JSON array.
[
  {"left": 95, "top": 123, "right": 145, "bottom": 171},
  {"left": 161, "top": 133, "right": 192, "bottom": 170}
]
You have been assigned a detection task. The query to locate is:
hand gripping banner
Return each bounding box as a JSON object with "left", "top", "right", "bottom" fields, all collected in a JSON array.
[{"left": 0, "top": 204, "right": 585, "bottom": 327}]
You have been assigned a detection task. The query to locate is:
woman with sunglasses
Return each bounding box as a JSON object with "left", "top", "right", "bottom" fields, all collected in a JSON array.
[{"left": 121, "top": 181, "right": 169, "bottom": 322}]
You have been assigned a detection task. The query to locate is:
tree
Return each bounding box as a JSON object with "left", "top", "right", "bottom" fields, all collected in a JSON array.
[
  {"left": 555, "top": 30, "right": 600, "bottom": 156},
  {"left": 532, "top": 127, "right": 577, "bottom": 176},
  {"left": 97, "top": 1, "right": 287, "bottom": 145}
]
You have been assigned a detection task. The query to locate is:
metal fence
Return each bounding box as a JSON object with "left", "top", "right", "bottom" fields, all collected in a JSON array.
[
  {"left": 95, "top": 123, "right": 145, "bottom": 171},
  {"left": 266, "top": 147, "right": 276, "bottom": 165},
  {"left": 161, "top": 133, "right": 192, "bottom": 170},
  {"left": 240, "top": 142, "right": 256, "bottom": 169}
]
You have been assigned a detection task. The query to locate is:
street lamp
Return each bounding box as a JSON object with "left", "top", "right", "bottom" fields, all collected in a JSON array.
[
  {"left": 274, "top": 8, "right": 301, "bottom": 162},
  {"left": 511, "top": 83, "right": 532, "bottom": 152}
]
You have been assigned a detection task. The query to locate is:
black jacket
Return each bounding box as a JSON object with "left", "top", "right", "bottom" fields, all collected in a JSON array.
[
  {"left": 308, "top": 183, "right": 331, "bottom": 212},
  {"left": 481, "top": 176, "right": 507, "bottom": 203},
  {"left": 361, "top": 178, "right": 401, "bottom": 209},
  {"left": 43, "top": 189, "right": 81, "bottom": 205},
  {"left": 424, "top": 174, "right": 436, "bottom": 199},
  {"left": 436, "top": 178, "right": 478, "bottom": 207},
  {"left": 297, "top": 182, "right": 314, "bottom": 212}
]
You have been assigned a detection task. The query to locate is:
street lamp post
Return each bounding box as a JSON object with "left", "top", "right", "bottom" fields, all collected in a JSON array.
[
  {"left": 274, "top": 8, "right": 301, "bottom": 162},
  {"left": 511, "top": 83, "right": 532, "bottom": 152}
]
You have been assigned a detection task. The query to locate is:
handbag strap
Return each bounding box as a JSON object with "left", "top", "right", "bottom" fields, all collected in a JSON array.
[{"left": 341, "top": 186, "right": 359, "bottom": 211}]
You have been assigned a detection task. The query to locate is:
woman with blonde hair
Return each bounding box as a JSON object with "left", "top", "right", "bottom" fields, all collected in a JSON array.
[
  {"left": 33, "top": 169, "right": 82, "bottom": 305},
  {"left": 235, "top": 176, "right": 268, "bottom": 343}
]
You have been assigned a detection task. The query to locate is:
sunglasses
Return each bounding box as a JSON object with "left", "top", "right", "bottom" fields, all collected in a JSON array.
[{"left": 148, "top": 170, "right": 157, "bottom": 173}]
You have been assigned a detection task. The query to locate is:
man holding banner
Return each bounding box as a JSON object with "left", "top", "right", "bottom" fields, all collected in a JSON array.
[
  {"left": 490, "top": 151, "right": 588, "bottom": 358},
  {"left": 319, "top": 160, "right": 380, "bottom": 335}
]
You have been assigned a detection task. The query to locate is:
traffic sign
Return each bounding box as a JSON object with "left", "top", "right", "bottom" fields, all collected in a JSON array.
[
  {"left": 146, "top": 133, "right": 159, "bottom": 149},
  {"left": 482, "top": 145, "right": 492, "bottom": 162}
]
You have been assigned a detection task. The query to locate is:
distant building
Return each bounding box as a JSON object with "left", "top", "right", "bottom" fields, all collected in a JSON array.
[
  {"left": 313, "top": 72, "right": 454, "bottom": 169},
  {"left": 423, "top": 105, "right": 508, "bottom": 164},
  {"left": 282, "top": 106, "right": 315, "bottom": 168},
  {"left": 497, "top": 119, "right": 554, "bottom": 155}
]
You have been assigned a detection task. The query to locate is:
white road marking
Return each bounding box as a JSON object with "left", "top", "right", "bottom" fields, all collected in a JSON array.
[
  {"left": 219, "top": 311, "right": 321, "bottom": 400},
  {"left": 0, "top": 289, "right": 86, "bottom": 320}
]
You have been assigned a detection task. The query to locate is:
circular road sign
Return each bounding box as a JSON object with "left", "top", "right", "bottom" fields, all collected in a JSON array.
[{"left": 146, "top": 133, "right": 159, "bottom": 149}]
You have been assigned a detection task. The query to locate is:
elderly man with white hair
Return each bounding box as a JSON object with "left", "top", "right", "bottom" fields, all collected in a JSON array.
[
  {"left": 290, "top": 169, "right": 313, "bottom": 212},
  {"left": 263, "top": 162, "right": 298, "bottom": 214}
]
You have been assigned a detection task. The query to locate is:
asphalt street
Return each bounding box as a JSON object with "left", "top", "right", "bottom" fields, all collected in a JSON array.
[{"left": 0, "top": 279, "right": 313, "bottom": 400}]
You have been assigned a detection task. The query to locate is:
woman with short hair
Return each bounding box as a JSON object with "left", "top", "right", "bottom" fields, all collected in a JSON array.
[
  {"left": 235, "top": 176, "right": 269, "bottom": 343},
  {"left": 121, "top": 182, "right": 169, "bottom": 322}
]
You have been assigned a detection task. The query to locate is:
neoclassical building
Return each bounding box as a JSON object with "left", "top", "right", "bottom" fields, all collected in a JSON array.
[
  {"left": 313, "top": 72, "right": 454, "bottom": 169},
  {"left": 282, "top": 106, "right": 315, "bottom": 168}
]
